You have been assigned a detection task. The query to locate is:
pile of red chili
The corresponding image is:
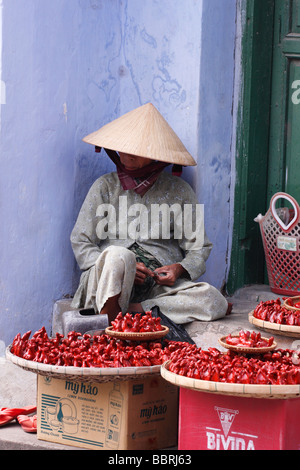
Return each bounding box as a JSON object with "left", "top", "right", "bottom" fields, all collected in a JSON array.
[
  {"left": 168, "top": 344, "right": 300, "bottom": 385},
  {"left": 111, "top": 311, "right": 163, "bottom": 332},
  {"left": 225, "top": 330, "right": 274, "bottom": 348},
  {"left": 11, "top": 327, "right": 300, "bottom": 385},
  {"left": 10, "top": 327, "right": 184, "bottom": 368},
  {"left": 253, "top": 298, "right": 300, "bottom": 326}
]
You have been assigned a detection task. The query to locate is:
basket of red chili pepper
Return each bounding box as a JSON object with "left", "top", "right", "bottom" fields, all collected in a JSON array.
[
  {"left": 283, "top": 296, "right": 300, "bottom": 312},
  {"left": 218, "top": 330, "right": 277, "bottom": 354},
  {"left": 105, "top": 311, "right": 169, "bottom": 341},
  {"left": 249, "top": 298, "right": 300, "bottom": 337},
  {"left": 6, "top": 326, "right": 183, "bottom": 383},
  {"left": 161, "top": 344, "right": 300, "bottom": 398}
]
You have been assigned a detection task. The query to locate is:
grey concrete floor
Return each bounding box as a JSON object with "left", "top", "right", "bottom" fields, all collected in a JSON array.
[{"left": 0, "top": 284, "right": 298, "bottom": 450}]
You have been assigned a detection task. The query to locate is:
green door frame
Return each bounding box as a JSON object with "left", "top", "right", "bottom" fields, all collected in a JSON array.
[{"left": 227, "top": 0, "right": 275, "bottom": 294}]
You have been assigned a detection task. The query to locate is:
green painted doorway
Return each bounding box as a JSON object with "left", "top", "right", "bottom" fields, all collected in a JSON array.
[
  {"left": 227, "top": 0, "right": 300, "bottom": 294},
  {"left": 268, "top": 0, "right": 300, "bottom": 202}
]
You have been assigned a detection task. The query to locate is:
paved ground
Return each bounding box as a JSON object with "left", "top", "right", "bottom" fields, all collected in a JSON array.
[
  {"left": 0, "top": 284, "right": 298, "bottom": 450},
  {"left": 186, "top": 284, "right": 297, "bottom": 350}
]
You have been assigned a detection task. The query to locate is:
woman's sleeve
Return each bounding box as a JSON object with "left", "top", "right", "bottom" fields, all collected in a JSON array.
[
  {"left": 175, "top": 183, "right": 213, "bottom": 281},
  {"left": 70, "top": 179, "right": 104, "bottom": 271},
  {"left": 178, "top": 231, "right": 213, "bottom": 281}
]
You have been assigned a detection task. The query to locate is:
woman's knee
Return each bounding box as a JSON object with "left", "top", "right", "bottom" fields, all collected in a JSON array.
[{"left": 99, "top": 245, "right": 136, "bottom": 266}]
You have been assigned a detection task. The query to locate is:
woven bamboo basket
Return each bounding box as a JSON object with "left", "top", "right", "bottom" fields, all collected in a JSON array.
[
  {"left": 283, "top": 296, "right": 300, "bottom": 312},
  {"left": 105, "top": 325, "right": 169, "bottom": 341},
  {"left": 6, "top": 346, "right": 161, "bottom": 383},
  {"left": 218, "top": 335, "right": 277, "bottom": 354},
  {"left": 161, "top": 361, "right": 300, "bottom": 399},
  {"left": 249, "top": 312, "right": 300, "bottom": 338}
]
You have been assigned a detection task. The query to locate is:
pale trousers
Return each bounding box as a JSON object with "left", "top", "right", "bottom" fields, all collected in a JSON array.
[{"left": 77, "top": 246, "right": 228, "bottom": 324}]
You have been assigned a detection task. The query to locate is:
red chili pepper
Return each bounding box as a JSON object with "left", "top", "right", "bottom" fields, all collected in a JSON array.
[
  {"left": 225, "top": 330, "right": 273, "bottom": 348},
  {"left": 13, "top": 327, "right": 300, "bottom": 384},
  {"left": 256, "top": 370, "right": 268, "bottom": 384},
  {"left": 21, "top": 331, "right": 32, "bottom": 342},
  {"left": 253, "top": 298, "right": 300, "bottom": 325},
  {"left": 111, "top": 311, "right": 163, "bottom": 333},
  {"left": 11, "top": 333, "right": 22, "bottom": 356}
]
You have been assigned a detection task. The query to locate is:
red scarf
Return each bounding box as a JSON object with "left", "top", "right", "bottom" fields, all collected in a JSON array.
[{"left": 105, "top": 149, "right": 171, "bottom": 196}]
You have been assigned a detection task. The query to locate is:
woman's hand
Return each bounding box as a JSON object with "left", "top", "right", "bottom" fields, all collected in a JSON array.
[
  {"left": 153, "top": 264, "right": 187, "bottom": 287},
  {"left": 134, "top": 262, "right": 155, "bottom": 285}
]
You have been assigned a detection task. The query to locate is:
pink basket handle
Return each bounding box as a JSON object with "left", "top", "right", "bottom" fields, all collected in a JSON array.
[{"left": 270, "top": 192, "right": 300, "bottom": 232}]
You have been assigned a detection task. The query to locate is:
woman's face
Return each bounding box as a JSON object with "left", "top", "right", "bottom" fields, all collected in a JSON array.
[{"left": 119, "top": 152, "right": 152, "bottom": 170}]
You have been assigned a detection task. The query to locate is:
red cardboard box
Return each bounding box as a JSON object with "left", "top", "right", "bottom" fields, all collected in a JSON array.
[{"left": 179, "top": 388, "right": 300, "bottom": 450}]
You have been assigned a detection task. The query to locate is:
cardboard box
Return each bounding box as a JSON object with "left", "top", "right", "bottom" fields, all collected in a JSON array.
[
  {"left": 179, "top": 388, "right": 300, "bottom": 450},
  {"left": 37, "top": 374, "right": 178, "bottom": 450}
]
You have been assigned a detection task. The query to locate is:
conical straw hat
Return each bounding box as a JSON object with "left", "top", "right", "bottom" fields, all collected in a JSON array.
[{"left": 83, "top": 103, "right": 196, "bottom": 166}]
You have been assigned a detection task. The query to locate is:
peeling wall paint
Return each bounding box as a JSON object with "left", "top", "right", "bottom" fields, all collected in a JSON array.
[{"left": 0, "top": 0, "right": 237, "bottom": 346}]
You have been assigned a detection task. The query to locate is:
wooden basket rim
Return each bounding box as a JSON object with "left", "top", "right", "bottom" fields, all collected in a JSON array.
[
  {"left": 105, "top": 325, "right": 169, "bottom": 341},
  {"left": 248, "top": 311, "right": 300, "bottom": 337}
]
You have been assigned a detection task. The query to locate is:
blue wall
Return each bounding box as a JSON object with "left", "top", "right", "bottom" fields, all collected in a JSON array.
[
  {"left": 0, "top": 0, "right": 237, "bottom": 347},
  {"left": 198, "top": 0, "right": 236, "bottom": 289}
]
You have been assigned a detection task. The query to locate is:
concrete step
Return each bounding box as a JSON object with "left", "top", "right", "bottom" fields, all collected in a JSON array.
[
  {"left": 52, "top": 299, "right": 108, "bottom": 336},
  {"left": 0, "top": 422, "right": 82, "bottom": 450}
]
